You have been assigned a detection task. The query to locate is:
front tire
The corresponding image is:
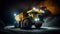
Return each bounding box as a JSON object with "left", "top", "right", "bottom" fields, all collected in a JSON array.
[{"left": 22, "top": 18, "right": 32, "bottom": 29}]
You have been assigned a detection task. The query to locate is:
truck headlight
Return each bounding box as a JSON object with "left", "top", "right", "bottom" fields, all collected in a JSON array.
[
  {"left": 40, "top": 9, "right": 45, "bottom": 13},
  {"left": 34, "top": 18, "right": 40, "bottom": 22}
]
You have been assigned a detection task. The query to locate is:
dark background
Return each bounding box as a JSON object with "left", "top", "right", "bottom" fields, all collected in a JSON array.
[{"left": 0, "top": 0, "right": 43, "bottom": 25}]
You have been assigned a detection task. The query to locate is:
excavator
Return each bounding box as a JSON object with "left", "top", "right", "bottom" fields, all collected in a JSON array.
[{"left": 15, "top": 7, "right": 51, "bottom": 29}]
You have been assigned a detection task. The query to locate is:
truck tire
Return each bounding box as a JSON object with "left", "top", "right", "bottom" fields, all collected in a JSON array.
[
  {"left": 35, "top": 23, "right": 42, "bottom": 29},
  {"left": 22, "top": 18, "right": 32, "bottom": 29}
]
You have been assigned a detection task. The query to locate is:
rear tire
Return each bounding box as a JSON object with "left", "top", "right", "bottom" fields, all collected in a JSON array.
[{"left": 35, "top": 23, "right": 42, "bottom": 29}]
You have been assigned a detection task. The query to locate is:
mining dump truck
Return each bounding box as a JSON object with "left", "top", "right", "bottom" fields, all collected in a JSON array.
[{"left": 15, "top": 7, "right": 51, "bottom": 29}]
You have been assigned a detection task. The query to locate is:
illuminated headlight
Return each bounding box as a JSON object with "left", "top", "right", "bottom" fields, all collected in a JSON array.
[
  {"left": 14, "top": 13, "right": 17, "bottom": 16},
  {"left": 32, "top": 7, "right": 39, "bottom": 11},
  {"left": 32, "top": 7, "right": 36, "bottom": 10},
  {"left": 34, "top": 18, "right": 40, "bottom": 22},
  {"left": 40, "top": 9, "right": 45, "bottom": 13}
]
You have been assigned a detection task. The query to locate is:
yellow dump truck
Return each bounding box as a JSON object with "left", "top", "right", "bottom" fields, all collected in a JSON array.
[{"left": 15, "top": 7, "right": 51, "bottom": 29}]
